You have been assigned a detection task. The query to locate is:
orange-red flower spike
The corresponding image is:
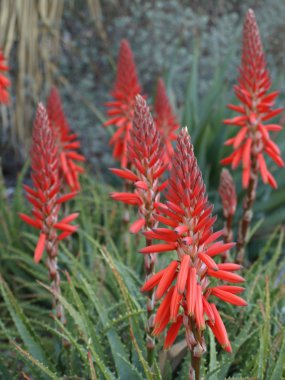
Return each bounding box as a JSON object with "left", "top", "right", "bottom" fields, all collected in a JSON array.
[
  {"left": 110, "top": 95, "right": 167, "bottom": 234},
  {"left": 47, "top": 86, "right": 85, "bottom": 191},
  {"left": 104, "top": 39, "right": 142, "bottom": 167},
  {"left": 221, "top": 9, "right": 283, "bottom": 188},
  {"left": 19, "top": 103, "right": 78, "bottom": 263},
  {"left": 154, "top": 78, "right": 179, "bottom": 165},
  {"left": 140, "top": 127, "right": 246, "bottom": 353}
]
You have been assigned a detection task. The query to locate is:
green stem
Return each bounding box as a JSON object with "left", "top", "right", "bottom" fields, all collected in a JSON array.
[
  {"left": 236, "top": 159, "right": 258, "bottom": 264},
  {"left": 190, "top": 354, "right": 201, "bottom": 380},
  {"left": 145, "top": 238, "right": 155, "bottom": 367}
]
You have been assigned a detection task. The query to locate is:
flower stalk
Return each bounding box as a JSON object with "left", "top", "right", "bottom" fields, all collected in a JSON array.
[
  {"left": 19, "top": 104, "right": 79, "bottom": 322},
  {"left": 110, "top": 95, "right": 167, "bottom": 365},
  {"left": 236, "top": 159, "right": 258, "bottom": 264},
  {"left": 219, "top": 169, "right": 237, "bottom": 262},
  {"left": 140, "top": 127, "right": 246, "bottom": 375},
  {"left": 221, "top": 9, "right": 284, "bottom": 264},
  {"left": 104, "top": 39, "right": 142, "bottom": 168}
]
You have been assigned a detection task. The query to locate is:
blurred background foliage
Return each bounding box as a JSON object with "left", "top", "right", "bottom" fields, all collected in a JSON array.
[
  {"left": 1, "top": 0, "right": 285, "bottom": 173},
  {"left": 1, "top": 0, "right": 285, "bottom": 249}
]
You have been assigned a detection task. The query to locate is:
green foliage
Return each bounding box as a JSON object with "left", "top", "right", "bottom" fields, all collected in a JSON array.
[{"left": 0, "top": 168, "right": 285, "bottom": 380}]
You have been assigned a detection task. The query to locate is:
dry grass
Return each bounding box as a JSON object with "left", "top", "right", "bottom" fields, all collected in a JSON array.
[{"left": 0, "top": 0, "right": 64, "bottom": 159}]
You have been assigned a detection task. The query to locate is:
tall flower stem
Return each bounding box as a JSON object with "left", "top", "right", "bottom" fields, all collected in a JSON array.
[
  {"left": 190, "top": 355, "right": 201, "bottom": 380},
  {"left": 219, "top": 169, "right": 237, "bottom": 263},
  {"left": 45, "top": 232, "right": 65, "bottom": 324},
  {"left": 145, "top": 237, "right": 155, "bottom": 366},
  {"left": 224, "top": 214, "right": 233, "bottom": 245},
  {"left": 122, "top": 184, "right": 131, "bottom": 263},
  {"left": 222, "top": 214, "right": 234, "bottom": 263},
  {"left": 236, "top": 160, "right": 258, "bottom": 264},
  {"left": 187, "top": 318, "right": 203, "bottom": 380}
]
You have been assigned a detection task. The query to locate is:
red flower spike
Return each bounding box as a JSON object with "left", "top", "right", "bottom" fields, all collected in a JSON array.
[
  {"left": 221, "top": 9, "right": 283, "bottom": 188},
  {"left": 154, "top": 78, "right": 180, "bottom": 165},
  {"left": 110, "top": 95, "right": 167, "bottom": 235},
  {"left": 104, "top": 39, "right": 142, "bottom": 167},
  {"left": 110, "top": 94, "right": 169, "bottom": 356},
  {"left": 20, "top": 103, "right": 78, "bottom": 263},
  {"left": 19, "top": 103, "right": 79, "bottom": 323},
  {"left": 47, "top": 86, "right": 85, "bottom": 191},
  {"left": 141, "top": 127, "right": 246, "bottom": 353},
  {"left": 0, "top": 49, "right": 10, "bottom": 104}
]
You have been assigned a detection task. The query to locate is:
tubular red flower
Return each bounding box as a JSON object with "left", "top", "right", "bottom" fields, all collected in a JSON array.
[
  {"left": 155, "top": 261, "right": 178, "bottom": 300},
  {"left": 0, "top": 49, "right": 10, "bottom": 104},
  {"left": 207, "top": 304, "right": 232, "bottom": 352},
  {"left": 164, "top": 315, "right": 183, "bottom": 350},
  {"left": 221, "top": 9, "right": 283, "bottom": 188},
  {"left": 170, "top": 286, "right": 183, "bottom": 322},
  {"left": 154, "top": 78, "right": 179, "bottom": 165},
  {"left": 140, "top": 268, "right": 167, "bottom": 292},
  {"left": 34, "top": 232, "right": 47, "bottom": 264},
  {"left": 177, "top": 254, "right": 190, "bottom": 294},
  {"left": 104, "top": 39, "right": 142, "bottom": 167},
  {"left": 141, "top": 127, "right": 246, "bottom": 352},
  {"left": 47, "top": 86, "right": 85, "bottom": 191},
  {"left": 209, "top": 288, "right": 248, "bottom": 306}
]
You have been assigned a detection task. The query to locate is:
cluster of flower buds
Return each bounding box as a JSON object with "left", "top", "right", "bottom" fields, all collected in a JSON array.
[
  {"left": 221, "top": 9, "right": 283, "bottom": 189},
  {"left": 140, "top": 128, "right": 246, "bottom": 352},
  {"left": 0, "top": 49, "right": 10, "bottom": 104},
  {"left": 47, "top": 86, "right": 85, "bottom": 191},
  {"left": 104, "top": 40, "right": 142, "bottom": 167}
]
